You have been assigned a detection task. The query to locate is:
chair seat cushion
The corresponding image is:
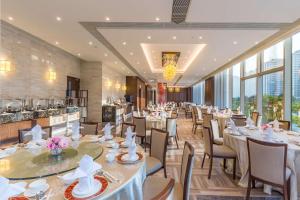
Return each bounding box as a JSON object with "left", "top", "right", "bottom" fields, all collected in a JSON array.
[
  {"left": 213, "top": 138, "right": 224, "bottom": 145},
  {"left": 146, "top": 156, "right": 163, "bottom": 175},
  {"left": 143, "top": 176, "right": 175, "bottom": 200},
  {"left": 213, "top": 145, "right": 236, "bottom": 158}
]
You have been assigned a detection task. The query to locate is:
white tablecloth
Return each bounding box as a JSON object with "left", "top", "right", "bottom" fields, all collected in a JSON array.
[{"left": 224, "top": 128, "right": 300, "bottom": 200}]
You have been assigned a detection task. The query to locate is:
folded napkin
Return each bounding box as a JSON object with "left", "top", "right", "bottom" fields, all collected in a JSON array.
[
  {"left": 125, "top": 127, "right": 135, "bottom": 146},
  {"left": 60, "top": 155, "right": 102, "bottom": 190},
  {"left": 246, "top": 117, "right": 254, "bottom": 127},
  {"left": 25, "top": 124, "right": 45, "bottom": 142},
  {"left": 72, "top": 121, "right": 80, "bottom": 140},
  {"left": 264, "top": 127, "right": 274, "bottom": 140},
  {"left": 128, "top": 136, "right": 137, "bottom": 160},
  {"left": 0, "top": 177, "right": 27, "bottom": 200},
  {"left": 0, "top": 146, "right": 17, "bottom": 159},
  {"left": 273, "top": 119, "right": 280, "bottom": 129},
  {"left": 102, "top": 123, "right": 114, "bottom": 140},
  {"left": 229, "top": 119, "right": 238, "bottom": 133}
]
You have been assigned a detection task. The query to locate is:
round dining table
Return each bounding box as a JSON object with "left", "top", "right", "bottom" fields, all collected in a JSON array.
[
  {"left": 145, "top": 115, "right": 166, "bottom": 130},
  {"left": 223, "top": 127, "right": 300, "bottom": 200},
  {"left": 0, "top": 135, "right": 146, "bottom": 199}
]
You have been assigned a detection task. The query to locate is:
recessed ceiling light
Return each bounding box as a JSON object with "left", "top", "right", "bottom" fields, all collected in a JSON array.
[
  {"left": 55, "top": 41, "right": 59, "bottom": 45},
  {"left": 77, "top": 53, "right": 81, "bottom": 56},
  {"left": 155, "top": 17, "right": 160, "bottom": 21},
  {"left": 137, "top": 61, "right": 140, "bottom": 64},
  {"left": 198, "top": 36, "right": 203, "bottom": 39},
  {"left": 122, "top": 41, "right": 127, "bottom": 45},
  {"left": 88, "top": 41, "right": 93, "bottom": 46},
  {"left": 129, "top": 52, "right": 134, "bottom": 56},
  {"left": 56, "top": 16, "right": 62, "bottom": 21},
  {"left": 214, "top": 58, "right": 217, "bottom": 62},
  {"left": 147, "top": 36, "right": 152, "bottom": 40},
  {"left": 172, "top": 36, "right": 177, "bottom": 40},
  {"left": 233, "top": 41, "right": 238, "bottom": 45},
  {"left": 104, "top": 53, "right": 108, "bottom": 57},
  {"left": 255, "top": 41, "right": 259, "bottom": 45},
  {"left": 144, "top": 71, "right": 146, "bottom": 74},
  {"left": 228, "top": 58, "right": 232, "bottom": 61},
  {"left": 8, "top": 16, "right": 14, "bottom": 21},
  {"left": 105, "top": 17, "right": 110, "bottom": 21},
  {"left": 114, "top": 61, "right": 118, "bottom": 64}
]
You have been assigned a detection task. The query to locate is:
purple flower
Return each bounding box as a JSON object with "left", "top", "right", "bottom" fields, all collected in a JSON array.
[{"left": 46, "top": 136, "right": 69, "bottom": 150}]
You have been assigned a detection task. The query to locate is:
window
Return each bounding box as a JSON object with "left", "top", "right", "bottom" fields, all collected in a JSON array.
[
  {"left": 232, "top": 63, "right": 240, "bottom": 110},
  {"left": 292, "top": 32, "right": 300, "bottom": 131},
  {"left": 244, "top": 77, "right": 257, "bottom": 117},
  {"left": 214, "top": 69, "right": 229, "bottom": 108},
  {"left": 244, "top": 55, "right": 257, "bottom": 76},
  {"left": 193, "top": 82, "right": 204, "bottom": 105},
  {"left": 262, "top": 71, "right": 284, "bottom": 122},
  {"left": 263, "top": 42, "right": 284, "bottom": 71}
]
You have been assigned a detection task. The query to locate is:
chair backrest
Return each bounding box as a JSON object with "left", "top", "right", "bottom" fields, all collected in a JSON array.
[
  {"left": 196, "top": 107, "right": 202, "bottom": 120},
  {"left": 201, "top": 108, "right": 208, "bottom": 114},
  {"left": 166, "top": 118, "right": 177, "bottom": 137},
  {"left": 203, "top": 113, "right": 213, "bottom": 128},
  {"left": 210, "top": 119, "right": 220, "bottom": 140},
  {"left": 191, "top": 107, "right": 197, "bottom": 123},
  {"left": 202, "top": 127, "right": 213, "bottom": 156},
  {"left": 121, "top": 122, "right": 136, "bottom": 138},
  {"left": 278, "top": 120, "right": 290, "bottom": 131},
  {"left": 133, "top": 117, "right": 146, "bottom": 137},
  {"left": 80, "top": 122, "right": 99, "bottom": 135},
  {"left": 231, "top": 117, "right": 246, "bottom": 126},
  {"left": 150, "top": 128, "right": 169, "bottom": 165},
  {"left": 180, "top": 141, "right": 195, "bottom": 200},
  {"left": 247, "top": 138, "right": 287, "bottom": 186},
  {"left": 251, "top": 112, "right": 260, "bottom": 126},
  {"left": 18, "top": 126, "right": 52, "bottom": 143}
]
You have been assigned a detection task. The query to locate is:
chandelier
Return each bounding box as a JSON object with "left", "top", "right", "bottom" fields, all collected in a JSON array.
[{"left": 163, "top": 63, "right": 176, "bottom": 81}]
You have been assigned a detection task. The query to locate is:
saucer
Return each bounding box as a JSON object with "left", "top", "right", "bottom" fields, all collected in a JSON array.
[{"left": 64, "top": 176, "right": 108, "bottom": 200}]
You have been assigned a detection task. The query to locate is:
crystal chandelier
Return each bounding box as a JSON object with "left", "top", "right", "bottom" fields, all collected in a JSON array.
[{"left": 163, "top": 63, "right": 176, "bottom": 81}]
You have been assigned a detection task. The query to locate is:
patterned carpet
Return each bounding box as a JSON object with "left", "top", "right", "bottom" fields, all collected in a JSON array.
[{"left": 151, "top": 112, "right": 282, "bottom": 200}]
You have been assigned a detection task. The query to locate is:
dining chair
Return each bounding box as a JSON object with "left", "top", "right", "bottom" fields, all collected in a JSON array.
[
  {"left": 246, "top": 138, "right": 291, "bottom": 200},
  {"left": 80, "top": 122, "right": 99, "bottom": 135},
  {"left": 166, "top": 117, "right": 179, "bottom": 149},
  {"left": 210, "top": 119, "right": 223, "bottom": 145},
  {"left": 133, "top": 116, "right": 148, "bottom": 151},
  {"left": 201, "top": 108, "right": 208, "bottom": 114},
  {"left": 203, "top": 113, "right": 213, "bottom": 129},
  {"left": 18, "top": 126, "right": 52, "bottom": 143},
  {"left": 185, "top": 105, "right": 192, "bottom": 119},
  {"left": 120, "top": 122, "right": 136, "bottom": 138},
  {"left": 278, "top": 120, "right": 291, "bottom": 131},
  {"left": 192, "top": 107, "right": 203, "bottom": 135},
  {"left": 146, "top": 128, "right": 168, "bottom": 178},
  {"left": 196, "top": 107, "right": 203, "bottom": 120},
  {"left": 143, "top": 141, "right": 195, "bottom": 200},
  {"left": 231, "top": 116, "right": 247, "bottom": 126},
  {"left": 251, "top": 112, "right": 260, "bottom": 126},
  {"left": 201, "top": 127, "right": 237, "bottom": 179}
]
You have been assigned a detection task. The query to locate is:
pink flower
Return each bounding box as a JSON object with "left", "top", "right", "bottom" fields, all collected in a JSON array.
[
  {"left": 46, "top": 136, "right": 69, "bottom": 150},
  {"left": 261, "top": 124, "right": 271, "bottom": 131}
]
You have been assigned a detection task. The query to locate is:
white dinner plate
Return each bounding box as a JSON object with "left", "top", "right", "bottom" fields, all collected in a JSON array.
[
  {"left": 72, "top": 180, "right": 102, "bottom": 198},
  {"left": 121, "top": 153, "right": 139, "bottom": 162}
]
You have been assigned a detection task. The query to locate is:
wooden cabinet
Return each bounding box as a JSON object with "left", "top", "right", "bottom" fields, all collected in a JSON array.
[{"left": 126, "top": 76, "right": 146, "bottom": 111}]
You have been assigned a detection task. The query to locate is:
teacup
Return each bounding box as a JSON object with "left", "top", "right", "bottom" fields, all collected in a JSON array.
[{"left": 105, "top": 153, "right": 115, "bottom": 163}]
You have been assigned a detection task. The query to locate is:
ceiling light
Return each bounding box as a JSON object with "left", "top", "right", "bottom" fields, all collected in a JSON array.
[
  {"left": 233, "top": 41, "right": 238, "bottom": 45},
  {"left": 214, "top": 58, "right": 217, "bottom": 62},
  {"left": 137, "top": 61, "right": 140, "bottom": 64},
  {"left": 155, "top": 17, "right": 160, "bottom": 21},
  {"left": 8, "top": 16, "right": 14, "bottom": 21},
  {"left": 198, "top": 36, "right": 203, "bottom": 39},
  {"left": 172, "top": 36, "right": 177, "bottom": 40},
  {"left": 228, "top": 58, "right": 231, "bottom": 61},
  {"left": 55, "top": 41, "right": 59, "bottom": 45},
  {"left": 77, "top": 53, "right": 81, "bottom": 57},
  {"left": 114, "top": 61, "right": 118, "bottom": 64},
  {"left": 56, "top": 16, "right": 62, "bottom": 21},
  {"left": 105, "top": 17, "right": 110, "bottom": 21},
  {"left": 104, "top": 53, "right": 108, "bottom": 57},
  {"left": 129, "top": 52, "right": 134, "bottom": 56},
  {"left": 147, "top": 36, "right": 151, "bottom": 40},
  {"left": 255, "top": 41, "right": 259, "bottom": 45},
  {"left": 143, "top": 71, "right": 146, "bottom": 74},
  {"left": 122, "top": 41, "right": 127, "bottom": 45},
  {"left": 88, "top": 41, "right": 93, "bottom": 46}
]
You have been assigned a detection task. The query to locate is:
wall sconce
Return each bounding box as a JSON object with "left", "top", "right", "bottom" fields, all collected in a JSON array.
[
  {"left": 122, "top": 85, "right": 127, "bottom": 91},
  {"left": 115, "top": 82, "right": 121, "bottom": 90},
  {"left": 175, "top": 87, "right": 181, "bottom": 93},
  {"left": 168, "top": 87, "right": 174, "bottom": 92},
  {"left": 48, "top": 69, "right": 57, "bottom": 81},
  {"left": 0, "top": 60, "right": 11, "bottom": 73}
]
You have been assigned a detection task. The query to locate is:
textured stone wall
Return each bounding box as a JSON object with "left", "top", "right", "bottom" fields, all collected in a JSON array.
[
  {"left": 0, "top": 20, "right": 81, "bottom": 99},
  {"left": 80, "top": 61, "right": 102, "bottom": 122}
]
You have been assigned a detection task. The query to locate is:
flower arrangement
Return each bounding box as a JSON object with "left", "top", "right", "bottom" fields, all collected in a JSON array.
[
  {"left": 261, "top": 124, "right": 271, "bottom": 131},
  {"left": 47, "top": 136, "right": 69, "bottom": 155}
]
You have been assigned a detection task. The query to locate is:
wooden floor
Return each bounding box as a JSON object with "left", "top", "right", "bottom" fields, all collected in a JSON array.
[{"left": 151, "top": 112, "right": 282, "bottom": 200}]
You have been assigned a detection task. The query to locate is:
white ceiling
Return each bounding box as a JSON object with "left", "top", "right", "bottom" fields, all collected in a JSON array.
[{"left": 1, "top": 0, "right": 300, "bottom": 86}]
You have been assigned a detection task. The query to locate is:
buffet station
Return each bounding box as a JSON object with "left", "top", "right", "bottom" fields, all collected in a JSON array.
[{"left": 0, "top": 98, "right": 80, "bottom": 146}]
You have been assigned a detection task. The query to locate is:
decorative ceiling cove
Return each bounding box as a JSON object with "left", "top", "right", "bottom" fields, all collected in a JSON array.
[{"left": 171, "top": 0, "right": 191, "bottom": 24}]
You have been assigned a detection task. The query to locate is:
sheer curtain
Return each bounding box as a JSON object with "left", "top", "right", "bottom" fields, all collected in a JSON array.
[
  {"left": 193, "top": 81, "right": 205, "bottom": 105},
  {"left": 214, "top": 69, "right": 230, "bottom": 108}
]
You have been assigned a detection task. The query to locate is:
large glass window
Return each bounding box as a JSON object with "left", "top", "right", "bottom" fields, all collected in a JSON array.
[
  {"left": 262, "top": 71, "right": 284, "bottom": 122},
  {"left": 263, "top": 42, "right": 284, "bottom": 71},
  {"left": 232, "top": 63, "right": 240, "bottom": 110},
  {"left": 193, "top": 81, "right": 205, "bottom": 105},
  {"left": 292, "top": 32, "right": 300, "bottom": 131},
  {"left": 244, "top": 55, "right": 257, "bottom": 76},
  {"left": 244, "top": 78, "right": 257, "bottom": 117}
]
